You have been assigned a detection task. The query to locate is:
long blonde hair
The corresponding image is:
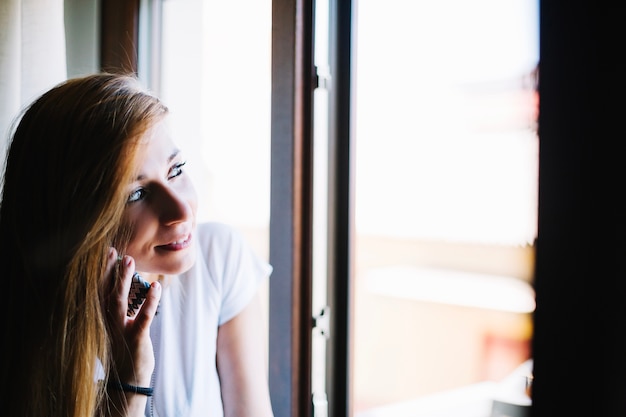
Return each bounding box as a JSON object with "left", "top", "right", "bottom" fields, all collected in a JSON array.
[{"left": 0, "top": 73, "right": 168, "bottom": 417}]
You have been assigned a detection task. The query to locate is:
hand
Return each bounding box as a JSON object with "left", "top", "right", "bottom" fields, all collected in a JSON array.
[{"left": 104, "top": 248, "right": 162, "bottom": 386}]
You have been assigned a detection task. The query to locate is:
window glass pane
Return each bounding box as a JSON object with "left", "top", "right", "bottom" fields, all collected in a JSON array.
[{"left": 353, "top": 0, "right": 539, "bottom": 415}]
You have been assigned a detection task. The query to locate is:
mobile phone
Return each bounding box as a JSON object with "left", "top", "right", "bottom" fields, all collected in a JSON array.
[{"left": 127, "top": 272, "right": 151, "bottom": 317}]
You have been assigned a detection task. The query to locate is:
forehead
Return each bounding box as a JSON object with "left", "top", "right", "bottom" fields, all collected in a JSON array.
[
  {"left": 139, "top": 119, "right": 176, "bottom": 154},
  {"left": 131, "top": 119, "right": 180, "bottom": 176}
]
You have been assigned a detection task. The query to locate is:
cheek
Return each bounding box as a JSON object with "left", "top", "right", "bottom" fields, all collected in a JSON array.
[{"left": 121, "top": 210, "right": 153, "bottom": 253}]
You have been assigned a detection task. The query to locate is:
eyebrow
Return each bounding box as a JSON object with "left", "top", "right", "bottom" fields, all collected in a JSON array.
[
  {"left": 168, "top": 149, "right": 181, "bottom": 163},
  {"left": 134, "top": 149, "right": 181, "bottom": 181}
]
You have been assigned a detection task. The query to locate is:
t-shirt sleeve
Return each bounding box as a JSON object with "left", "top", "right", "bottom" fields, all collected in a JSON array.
[{"left": 201, "top": 222, "right": 272, "bottom": 325}]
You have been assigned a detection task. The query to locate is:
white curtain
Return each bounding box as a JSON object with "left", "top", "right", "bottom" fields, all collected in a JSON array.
[{"left": 0, "top": 0, "right": 67, "bottom": 163}]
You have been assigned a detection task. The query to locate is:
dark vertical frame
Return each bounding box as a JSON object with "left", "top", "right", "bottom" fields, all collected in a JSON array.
[
  {"left": 269, "top": 1, "right": 315, "bottom": 417},
  {"left": 532, "top": 1, "right": 626, "bottom": 416},
  {"left": 100, "top": 0, "right": 140, "bottom": 73},
  {"left": 326, "top": 1, "right": 354, "bottom": 417}
]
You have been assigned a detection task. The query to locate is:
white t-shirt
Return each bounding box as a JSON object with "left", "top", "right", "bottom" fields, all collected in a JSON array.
[{"left": 145, "top": 222, "right": 272, "bottom": 416}]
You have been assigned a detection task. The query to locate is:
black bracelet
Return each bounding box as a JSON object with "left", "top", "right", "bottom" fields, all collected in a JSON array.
[{"left": 108, "top": 381, "right": 154, "bottom": 397}]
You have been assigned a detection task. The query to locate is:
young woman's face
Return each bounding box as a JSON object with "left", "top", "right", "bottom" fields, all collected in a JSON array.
[{"left": 122, "top": 118, "right": 198, "bottom": 276}]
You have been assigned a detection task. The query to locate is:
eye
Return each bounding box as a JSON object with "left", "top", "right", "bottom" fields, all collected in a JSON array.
[
  {"left": 127, "top": 187, "right": 148, "bottom": 204},
  {"left": 168, "top": 161, "right": 187, "bottom": 180}
]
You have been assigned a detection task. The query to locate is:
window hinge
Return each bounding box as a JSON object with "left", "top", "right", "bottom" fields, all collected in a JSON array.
[
  {"left": 314, "top": 65, "right": 332, "bottom": 91},
  {"left": 312, "top": 392, "right": 329, "bottom": 417},
  {"left": 312, "top": 306, "right": 331, "bottom": 338}
]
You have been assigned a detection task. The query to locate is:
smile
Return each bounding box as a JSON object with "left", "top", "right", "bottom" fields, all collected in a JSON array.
[{"left": 156, "top": 234, "right": 192, "bottom": 251}]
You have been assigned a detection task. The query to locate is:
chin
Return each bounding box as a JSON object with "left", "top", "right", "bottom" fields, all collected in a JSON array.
[
  {"left": 140, "top": 244, "right": 198, "bottom": 276},
  {"left": 167, "top": 249, "right": 198, "bottom": 275}
]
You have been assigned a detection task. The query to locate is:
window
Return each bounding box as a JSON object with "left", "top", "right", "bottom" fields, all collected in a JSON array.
[{"left": 137, "top": 1, "right": 539, "bottom": 416}]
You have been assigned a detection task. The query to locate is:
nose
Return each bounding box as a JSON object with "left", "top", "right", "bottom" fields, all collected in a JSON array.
[{"left": 155, "top": 185, "right": 194, "bottom": 225}]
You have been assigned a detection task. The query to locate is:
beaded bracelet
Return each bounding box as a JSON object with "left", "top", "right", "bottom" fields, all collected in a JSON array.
[{"left": 108, "top": 381, "right": 154, "bottom": 397}]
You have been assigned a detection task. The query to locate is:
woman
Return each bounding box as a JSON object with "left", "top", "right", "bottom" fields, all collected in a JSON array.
[{"left": 0, "top": 73, "right": 274, "bottom": 417}]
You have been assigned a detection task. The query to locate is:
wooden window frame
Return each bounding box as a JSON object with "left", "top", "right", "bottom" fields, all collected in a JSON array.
[
  {"left": 268, "top": 1, "right": 315, "bottom": 416},
  {"left": 100, "top": 0, "right": 140, "bottom": 74}
]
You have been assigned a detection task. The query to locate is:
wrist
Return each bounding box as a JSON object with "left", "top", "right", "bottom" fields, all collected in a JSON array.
[{"left": 107, "top": 381, "right": 154, "bottom": 397}]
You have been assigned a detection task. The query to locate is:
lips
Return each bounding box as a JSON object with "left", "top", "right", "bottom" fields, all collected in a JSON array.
[{"left": 156, "top": 233, "right": 192, "bottom": 251}]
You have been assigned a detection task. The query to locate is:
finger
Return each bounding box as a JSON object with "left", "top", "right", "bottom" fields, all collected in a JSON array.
[
  {"left": 134, "top": 281, "right": 162, "bottom": 328},
  {"left": 111, "top": 255, "right": 135, "bottom": 319},
  {"left": 105, "top": 247, "right": 117, "bottom": 278}
]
